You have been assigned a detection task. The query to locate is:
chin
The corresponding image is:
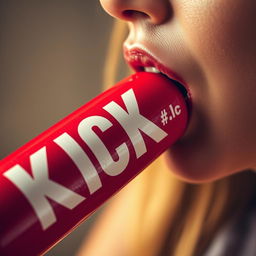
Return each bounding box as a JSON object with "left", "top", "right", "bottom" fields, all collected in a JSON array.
[
  {"left": 163, "top": 139, "right": 232, "bottom": 184},
  {"left": 163, "top": 139, "right": 250, "bottom": 184}
]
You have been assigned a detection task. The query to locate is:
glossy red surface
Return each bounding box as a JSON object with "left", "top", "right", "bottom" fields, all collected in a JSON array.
[{"left": 0, "top": 72, "right": 189, "bottom": 255}]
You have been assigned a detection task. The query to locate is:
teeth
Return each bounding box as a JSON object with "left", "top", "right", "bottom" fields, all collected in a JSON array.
[{"left": 144, "top": 67, "right": 161, "bottom": 73}]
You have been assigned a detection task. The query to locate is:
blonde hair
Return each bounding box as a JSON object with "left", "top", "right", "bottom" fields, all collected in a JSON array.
[{"left": 100, "top": 20, "right": 256, "bottom": 256}]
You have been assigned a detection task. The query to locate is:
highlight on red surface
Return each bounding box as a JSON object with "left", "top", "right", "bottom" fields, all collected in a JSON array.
[{"left": 0, "top": 72, "right": 189, "bottom": 255}]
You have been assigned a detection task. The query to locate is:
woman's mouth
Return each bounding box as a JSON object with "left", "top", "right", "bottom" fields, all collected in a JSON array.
[{"left": 123, "top": 47, "right": 191, "bottom": 102}]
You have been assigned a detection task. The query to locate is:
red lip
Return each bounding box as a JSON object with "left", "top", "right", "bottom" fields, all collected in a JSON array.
[{"left": 123, "top": 47, "right": 188, "bottom": 91}]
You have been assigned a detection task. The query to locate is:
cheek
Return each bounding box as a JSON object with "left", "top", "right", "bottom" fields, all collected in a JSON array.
[
  {"left": 177, "top": 0, "right": 256, "bottom": 67},
  {"left": 167, "top": 1, "right": 256, "bottom": 182},
  {"left": 178, "top": 0, "right": 256, "bottom": 77},
  {"left": 183, "top": 1, "right": 256, "bottom": 157},
  {"left": 209, "top": 84, "right": 256, "bottom": 158}
]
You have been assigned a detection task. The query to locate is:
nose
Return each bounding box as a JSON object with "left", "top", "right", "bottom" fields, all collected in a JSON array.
[{"left": 99, "top": 0, "right": 171, "bottom": 25}]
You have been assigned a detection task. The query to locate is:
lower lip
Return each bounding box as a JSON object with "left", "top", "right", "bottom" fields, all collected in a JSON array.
[{"left": 0, "top": 72, "right": 189, "bottom": 255}]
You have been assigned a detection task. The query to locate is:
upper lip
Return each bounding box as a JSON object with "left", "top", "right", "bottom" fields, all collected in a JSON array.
[{"left": 123, "top": 46, "right": 188, "bottom": 90}]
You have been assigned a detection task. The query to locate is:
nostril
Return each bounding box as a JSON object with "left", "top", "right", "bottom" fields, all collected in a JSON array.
[
  {"left": 122, "top": 10, "right": 133, "bottom": 18},
  {"left": 122, "top": 10, "right": 149, "bottom": 20}
]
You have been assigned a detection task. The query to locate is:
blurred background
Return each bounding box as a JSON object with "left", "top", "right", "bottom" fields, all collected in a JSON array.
[{"left": 0, "top": 1, "right": 116, "bottom": 255}]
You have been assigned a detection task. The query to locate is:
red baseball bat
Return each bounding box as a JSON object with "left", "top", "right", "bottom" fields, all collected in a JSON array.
[{"left": 0, "top": 72, "right": 189, "bottom": 255}]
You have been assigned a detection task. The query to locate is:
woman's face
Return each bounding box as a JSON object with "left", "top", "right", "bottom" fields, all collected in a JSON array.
[{"left": 100, "top": 0, "right": 256, "bottom": 182}]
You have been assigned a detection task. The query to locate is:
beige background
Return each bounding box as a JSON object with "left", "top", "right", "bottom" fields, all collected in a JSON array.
[{"left": 0, "top": 1, "right": 114, "bottom": 255}]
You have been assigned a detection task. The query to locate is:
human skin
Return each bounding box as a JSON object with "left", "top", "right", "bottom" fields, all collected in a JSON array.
[{"left": 99, "top": 0, "right": 256, "bottom": 182}]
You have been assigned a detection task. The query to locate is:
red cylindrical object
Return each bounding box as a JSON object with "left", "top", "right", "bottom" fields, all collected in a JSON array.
[{"left": 0, "top": 72, "right": 189, "bottom": 255}]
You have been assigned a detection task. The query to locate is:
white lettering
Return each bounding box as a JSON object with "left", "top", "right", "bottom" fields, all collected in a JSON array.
[
  {"left": 54, "top": 133, "right": 102, "bottom": 194},
  {"left": 78, "top": 116, "right": 130, "bottom": 176},
  {"left": 3, "top": 147, "right": 85, "bottom": 230},
  {"left": 103, "top": 89, "right": 168, "bottom": 158},
  {"left": 175, "top": 105, "right": 181, "bottom": 115}
]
